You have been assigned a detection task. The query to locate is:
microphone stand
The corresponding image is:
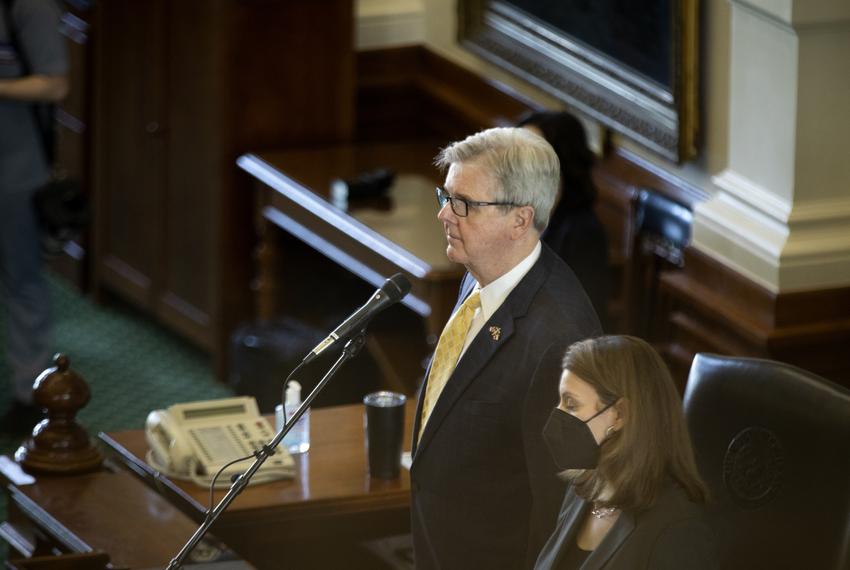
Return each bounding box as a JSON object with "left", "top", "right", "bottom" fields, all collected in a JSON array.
[{"left": 166, "top": 331, "right": 367, "bottom": 570}]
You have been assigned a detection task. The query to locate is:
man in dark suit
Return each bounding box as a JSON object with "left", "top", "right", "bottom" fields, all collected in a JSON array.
[{"left": 411, "top": 127, "right": 602, "bottom": 569}]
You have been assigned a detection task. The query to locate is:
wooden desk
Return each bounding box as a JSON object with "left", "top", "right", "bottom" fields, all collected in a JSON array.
[
  {"left": 0, "top": 467, "right": 249, "bottom": 569},
  {"left": 237, "top": 141, "right": 464, "bottom": 341},
  {"left": 99, "top": 402, "right": 415, "bottom": 569}
]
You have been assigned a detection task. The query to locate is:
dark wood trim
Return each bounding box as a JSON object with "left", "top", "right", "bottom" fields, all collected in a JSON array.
[
  {"left": 596, "top": 144, "right": 710, "bottom": 207},
  {"left": 775, "top": 284, "right": 850, "bottom": 327},
  {"left": 356, "top": 45, "right": 540, "bottom": 142},
  {"left": 662, "top": 248, "right": 850, "bottom": 388}
]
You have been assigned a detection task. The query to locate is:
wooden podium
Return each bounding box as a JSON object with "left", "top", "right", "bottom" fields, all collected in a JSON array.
[
  {"left": 239, "top": 141, "right": 463, "bottom": 341},
  {"left": 0, "top": 465, "right": 251, "bottom": 569},
  {"left": 99, "top": 402, "right": 416, "bottom": 569},
  {"left": 238, "top": 141, "right": 466, "bottom": 393}
]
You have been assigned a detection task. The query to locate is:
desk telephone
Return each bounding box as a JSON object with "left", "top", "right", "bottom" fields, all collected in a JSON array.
[{"left": 145, "top": 396, "right": 295, "bottom": 488}]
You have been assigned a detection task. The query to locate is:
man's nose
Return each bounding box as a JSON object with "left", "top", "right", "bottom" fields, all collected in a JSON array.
[{"left": 437, "top": 202, "right": 454, "bottom": 223}]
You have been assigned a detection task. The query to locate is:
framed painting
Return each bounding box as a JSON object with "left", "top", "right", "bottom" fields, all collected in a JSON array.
[{"left": 458, "top": 0, "right": 699, "bottom": 162}]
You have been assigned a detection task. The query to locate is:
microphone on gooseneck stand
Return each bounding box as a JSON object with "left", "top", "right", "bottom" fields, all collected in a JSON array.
[
  {"left": 301, "top": 273, "right": 412, "bottom": 364},
  {"left": 167, "top": 274, "right": 412, "bottom": 570}
]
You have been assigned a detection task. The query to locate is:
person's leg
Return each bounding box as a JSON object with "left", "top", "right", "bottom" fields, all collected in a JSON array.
[{"left": 0, "top": 189, "right": 53, "bottom": 405}]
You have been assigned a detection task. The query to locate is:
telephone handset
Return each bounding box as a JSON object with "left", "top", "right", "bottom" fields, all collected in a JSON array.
[{"left": 145, "top": 396, "right": 295, "bottom": 488}]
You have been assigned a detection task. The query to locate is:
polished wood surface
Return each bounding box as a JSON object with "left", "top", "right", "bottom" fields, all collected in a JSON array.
[
  {"left": 240, "top": 141, "right": 465, "bottom": 341},
  {"left": 100, "top": 402, "right": 415, "bottom": 565},
  {"left": 6, "top": 551, "right": 110, "bottom": 570},
  {"left": 1, "top": 468, "right": 244, "bottom": 569},
  {"left": 250, "top": 142, "right": 452, "bottom": 270}
]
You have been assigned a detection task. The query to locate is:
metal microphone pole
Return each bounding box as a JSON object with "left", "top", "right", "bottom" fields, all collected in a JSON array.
[{"left": 166, "top": 332, "right": 367, "bottom": 570}]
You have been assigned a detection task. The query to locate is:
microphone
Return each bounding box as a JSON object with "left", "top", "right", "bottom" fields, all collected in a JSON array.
[{"left": 303, "top": 273, "right": 411, "bottom": 364}]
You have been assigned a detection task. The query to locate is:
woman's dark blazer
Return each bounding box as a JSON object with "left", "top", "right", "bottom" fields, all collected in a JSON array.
[{"left": 534, "top": 482, "right": 719, "bottom": 570}]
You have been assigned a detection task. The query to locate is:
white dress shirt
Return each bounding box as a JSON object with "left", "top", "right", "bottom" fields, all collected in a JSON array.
[{"left": 458, "top": 241, "right": 542, "bottom": 359}]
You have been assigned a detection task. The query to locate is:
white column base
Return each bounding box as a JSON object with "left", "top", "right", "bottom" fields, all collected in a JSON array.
[{"left": 694, "top": 169, "right": 850, "bottom": 293}]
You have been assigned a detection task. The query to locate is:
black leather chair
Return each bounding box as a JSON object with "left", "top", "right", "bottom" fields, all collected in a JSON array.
[
  {"left": 684, "top": 353, "right": 850, "bottom": 570},
  {"left": 634, "top": 188, "right": 693, "bottom": 268},
  {"left": 626, "top": 188, "right": 692, "bottom": 343}
]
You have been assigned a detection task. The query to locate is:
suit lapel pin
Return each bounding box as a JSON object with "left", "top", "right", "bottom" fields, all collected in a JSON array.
[{"left": 489, "top": 326, "right": 502, "bottom": 341}]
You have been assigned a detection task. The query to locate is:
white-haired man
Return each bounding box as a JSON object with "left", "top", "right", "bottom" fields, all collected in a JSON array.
[{"left": 410, "top": 127, "right": 602, "bottom": 569}]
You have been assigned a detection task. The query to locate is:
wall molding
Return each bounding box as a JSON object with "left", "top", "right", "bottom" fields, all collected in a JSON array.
[
  {"left": 697, "top": 168, "right": 850, "bottom": 291},
  {"left": 712, "top": 168, "right": 791, "bottom": 223},
  {"left": 356, "top": 0, "right": 425, "bottom": 50}
]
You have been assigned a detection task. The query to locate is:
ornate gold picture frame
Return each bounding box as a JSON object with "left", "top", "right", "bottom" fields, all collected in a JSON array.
[{"left": 459, "top": 0, "right": 699, "bottom": 162}]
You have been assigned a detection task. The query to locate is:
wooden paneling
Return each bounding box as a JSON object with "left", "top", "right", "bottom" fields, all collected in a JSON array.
[
  {"left": 157, "top": 0, "right": 219, "bottom": 347},
  {"left": 228, "top": 0, "right": 355, "bottom": 149},
  {"left": 662, "top": 248, "right": 850, "bottom": 388},
  {"left": 357, "top": 48, "right": 428, "bottom": 141},
  {"left": 93, "top": 0, "right": 165, "bottom": 309},
  {"left": 357, "top": 46, "right": 536, "bottom": 142},
  {"left": 92, "top": 0, "right": 355, "bottom": 373}
]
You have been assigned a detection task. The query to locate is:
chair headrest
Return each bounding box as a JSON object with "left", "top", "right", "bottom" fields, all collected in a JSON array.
[
  {"left": 683, "top": 353, "right": 850, "bottom": 569},
  {"left": 685, "top": 353, "right": 850, "bottom": 420},
  {"left": 635, "top": 188, "right": 692, "bottom": 247}
]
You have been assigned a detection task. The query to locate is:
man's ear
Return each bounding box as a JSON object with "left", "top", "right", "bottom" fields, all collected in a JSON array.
[{"left": 511, "top": 206, "right": 535, "bottom": 239}]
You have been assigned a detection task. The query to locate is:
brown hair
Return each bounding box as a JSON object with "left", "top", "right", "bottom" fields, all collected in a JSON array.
[{"left": 562, "top": 335, "right": 707, "bottom": 511}]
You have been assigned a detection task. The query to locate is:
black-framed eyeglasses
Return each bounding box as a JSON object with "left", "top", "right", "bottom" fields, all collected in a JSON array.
[{"left": 435, "top": 186, "right": 520, "bottom": 217}]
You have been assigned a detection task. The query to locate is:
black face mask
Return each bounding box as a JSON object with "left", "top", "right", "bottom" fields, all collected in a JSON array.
[{"left": 542, "top": 404, "right": 614, "bottom": 470}]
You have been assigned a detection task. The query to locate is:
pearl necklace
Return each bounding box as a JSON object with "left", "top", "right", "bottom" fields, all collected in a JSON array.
[{"left": 590, "top": 503, "right": 619, "bottom": 519}]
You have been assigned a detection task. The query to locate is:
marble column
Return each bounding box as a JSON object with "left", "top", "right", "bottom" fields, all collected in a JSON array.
[{"left": 694, "top": 0, "right": 850, "bottom": 292}]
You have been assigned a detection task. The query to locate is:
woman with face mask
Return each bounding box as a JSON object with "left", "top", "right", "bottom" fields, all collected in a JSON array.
[{"left": 535, "top": 335, "right": 718, "bottom": 570}]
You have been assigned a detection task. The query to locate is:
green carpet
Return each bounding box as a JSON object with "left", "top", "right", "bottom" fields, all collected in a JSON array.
[{"left": 0, "top": 275, "right": 234, "bottom": 559}]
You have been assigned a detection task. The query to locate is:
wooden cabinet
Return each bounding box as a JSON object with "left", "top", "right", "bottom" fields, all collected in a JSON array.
[
  {"left": 93, "top": 0, "right": 167, "bottom": 313},
  {"left": 91, "top": 0, "right": 354, "bottom": 370}
]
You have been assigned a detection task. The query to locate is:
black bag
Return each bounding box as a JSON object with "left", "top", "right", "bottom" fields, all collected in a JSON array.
[
  {"left": 3, "top": 0, "right": 89, "bottom": 254},
  {"left": 32, "top": 177, "right": 89, "bottom": 255},
  {"left": 230, "top": 317, "right": 383, "bottom": 413}
]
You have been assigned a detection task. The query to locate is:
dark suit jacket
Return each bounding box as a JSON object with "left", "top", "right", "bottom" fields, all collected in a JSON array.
[
  {"left": 410, "top": 243, "right": 602, "bottom": 570},
  {"left": 534, "top": 483, "right": 719, "bottom": 570}
]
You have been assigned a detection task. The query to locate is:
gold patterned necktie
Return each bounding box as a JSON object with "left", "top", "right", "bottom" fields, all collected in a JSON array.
[{"left": 419, "top": 289, "right": 481, "bottom": 438}]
